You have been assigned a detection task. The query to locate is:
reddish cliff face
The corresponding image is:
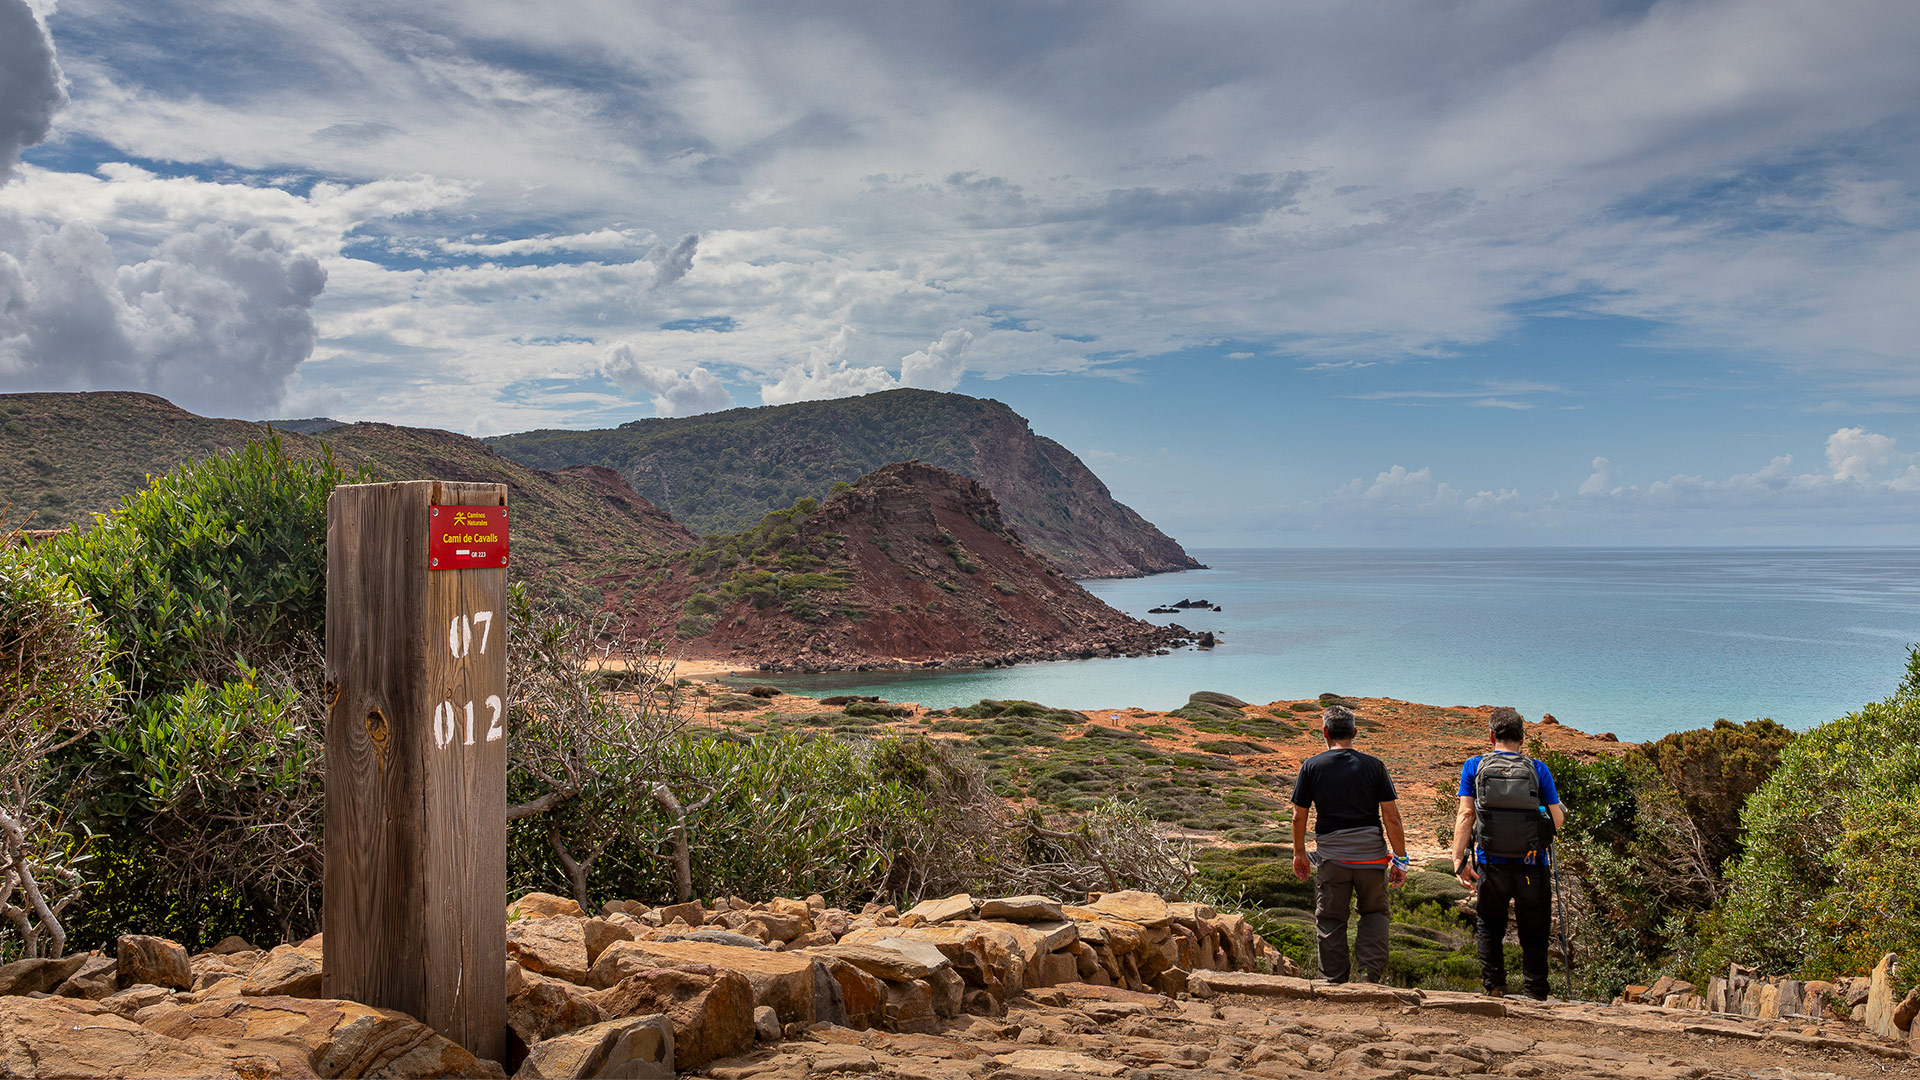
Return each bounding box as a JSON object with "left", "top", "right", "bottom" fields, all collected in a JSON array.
[{"left": 630, "top": 461, "right": 1193, "bottom": 671}]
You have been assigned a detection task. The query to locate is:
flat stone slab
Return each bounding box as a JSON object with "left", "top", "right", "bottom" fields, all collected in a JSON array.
[
  {"left": 903, "top": 895, "right": 976, "bottom": 926},
  {"left": 976, "top": 896, "right": 1065, "bottom": 923},
  {"left": 1190, "top": 971, "right": 1316, "bottom": 999},
  {"left": 994, "top": 1049, "right": 1127, "bottom": 1076},
  {"left": 1082, "top": 891, "right": 1172, "bottom": 928}
]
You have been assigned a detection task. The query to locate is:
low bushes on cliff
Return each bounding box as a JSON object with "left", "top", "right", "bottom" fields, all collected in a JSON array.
[
  {"left": 1705, "top": 648, "right": 1920, "bottom": 981},
  {"left": 1544, "top": 717, "right": 1795, "bottom": 999}
]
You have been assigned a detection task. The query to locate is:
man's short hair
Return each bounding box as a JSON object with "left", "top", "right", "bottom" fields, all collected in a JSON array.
[
  {"left": 1322, "top": 705, "right": 1357, "bottom": 740},
  {"left": 1489, "top": 706, "right": 1525, "bottom": 744}
]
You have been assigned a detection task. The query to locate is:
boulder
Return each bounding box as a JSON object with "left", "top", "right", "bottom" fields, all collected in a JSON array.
[
  {"left": 901, "top": 894, "right": 975, "bottom": 926},
  {"left": 116, "top": 935, "right": 192, "bottom": 992},
  {"left": 1865, "top": 953, "right": 1901, "bottom": 1039},
  {"left": 841, "top": 925, "right": 1021, "bottom": 999},
  {"left": 54, "top": 954, "right": 119, "bottom": 1000},
  {"left": 805, "top": 943, "right": 941, "bottom": 982},
  {"left": 976, "top": 896, "right": 1065, "bottom": 923},
  {"left": 816, "top": 910, "right": 852, "bottom": 939},
  {"left": 589, "top": 940, "right": 819, "bottom": 1026},
  {"left": 1894, "top": 988, "right": 1919, "bottom": 1033},
  {"left": 809, "top": 956, "right": 888, "bottom": 1030},
  {"left": 1038, "top": 951, "right": 1080, "bottom": 988},
  {"left": 96, "top": 984, "right": 174, "bottom": 1019},
  {"left": 882, "top": 978, "right": 939, "bottom": 1034},
  {"left": 244, "top": 945, "right": 324, "bottom": 998},
  {"left": 512, "top": 1013, "right": 672, "bottom": 1080},
  {"left": 676, "top": 929, "right": 770, "bottom": 951},
  {"left": 209, "top": 936, "right": 259, "bottom": 955},
  {"left": 0, "top": 954, "right": 89, "bottom": 996},
  {"left": 508, "top": 916, "right": 591, "bottom": 985},
  {"left": 1776, "top": 980, "right": 1806, "bottom": 1019},
  {"left": 588, "top": 967, "right": 753, "bottom": 1068},
  {"left": 506, "top": 962, "right": 605, "bottom": 1045},
  {"left": 753, "top": 911, "right": 808, "bottom": 943},
  {"left": 581, "top": 918, "right": 635, "bottom": 967},
  {"left": 656, "top": 901, "right": 706, "bottom": 928},
  {"left": 0, "top": 995, "right": 293, "bottom": 1079},
  {"left": 508, "top": 892, "right": 584, "bottom": 920},
  {"left": 769, "top": 898, "right": 813, "bottom": 925},
  {"left": 139, "top": 993, "right": 505, "bottom": 1078},
  {"left": 191, "top": 956, "right": 249, "bottom": 995},
  {"left": 754, "top": 1005, "right": 780, "bottom": 1042}
]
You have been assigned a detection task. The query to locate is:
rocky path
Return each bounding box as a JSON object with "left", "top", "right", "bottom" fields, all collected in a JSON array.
[{"left": 699, "top": 978, "right": 1920, "bottom": 1080}]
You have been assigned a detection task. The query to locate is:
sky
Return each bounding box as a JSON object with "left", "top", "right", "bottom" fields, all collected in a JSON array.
[{"left": 2, "top": 0, "right": 1918, "bottom": 546}]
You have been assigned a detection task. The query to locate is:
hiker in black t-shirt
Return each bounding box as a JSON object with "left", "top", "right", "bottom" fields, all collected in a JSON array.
[{"left": 1289, "top": 705, "right": 1410, "bottom": 984}]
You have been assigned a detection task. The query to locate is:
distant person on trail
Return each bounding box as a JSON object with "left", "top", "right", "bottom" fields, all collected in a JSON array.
[
  {"left": 1451, "top": 706, "right": 1566, "bottom": 1000},
  {"left": 1290, "top": 705, "right": 1410, "bottom": 984}
]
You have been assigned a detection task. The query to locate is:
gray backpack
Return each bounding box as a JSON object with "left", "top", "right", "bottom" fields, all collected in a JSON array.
[{"left": 1473, "top": 753, "right": 1549, "bottom": 858}]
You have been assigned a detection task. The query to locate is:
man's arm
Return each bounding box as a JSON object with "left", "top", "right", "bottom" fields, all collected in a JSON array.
[
  {"left": 1451, "top": 796, "right": 1478, "bottom": 885},
  {"left": 1291, "top": 805, "right": 1311, "bottom": 881},
  {"left": 1380, "top": 800, "right": 1408, "bottom": 886},
  {"left": 1549, "top": 803, "right": 1565, "bottom": 831}
]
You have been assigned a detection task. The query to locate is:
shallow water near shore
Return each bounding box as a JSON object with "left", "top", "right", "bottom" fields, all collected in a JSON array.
[{"left": 735, "top": 547, "right": 1920, "bottom": 743}]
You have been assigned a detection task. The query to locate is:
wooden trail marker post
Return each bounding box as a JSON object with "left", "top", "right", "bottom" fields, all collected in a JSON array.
[{"left": 324, "top": 481, "right": 509, "bottom": 1061}]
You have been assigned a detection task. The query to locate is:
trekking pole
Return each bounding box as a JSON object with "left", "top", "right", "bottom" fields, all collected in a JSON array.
[{"left": 1549, "top": 842, "right": 1573, "bottom": 1000}]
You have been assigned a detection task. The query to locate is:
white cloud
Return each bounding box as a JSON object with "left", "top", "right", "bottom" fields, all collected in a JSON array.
[
  {"left": 898, "top": 329, "right": 974, "bottom": 392},
  {"left": 1826, "top": 426, "right": 1899, "bottom": 481},
  {"left": 1316, "top": 428, "right": 1919, "bottom": 542},
  {"left": 6, "top": 0, "right": 1920, "bottom": 438},
  {"left": 600, "top": 341, "right": 732, "bottom": 417},
  {"left": 1578, "top": 456, "right": 1615, "bottom": 496},
  {"left": 0, "top": 214, "right": 326, "bottom": 415},
  {"left": 758, "top": 326, "right": 900, "bottom": 405}
]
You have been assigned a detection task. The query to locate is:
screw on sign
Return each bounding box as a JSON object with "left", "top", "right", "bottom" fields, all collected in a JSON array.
[{"left": 429, "top": 504, "right": 509, "bottom": 569}]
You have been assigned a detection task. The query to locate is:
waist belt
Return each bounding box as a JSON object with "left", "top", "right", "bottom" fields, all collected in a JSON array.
[{"left": 1309, "top": 826, "right": 1391, "bottom": 868}]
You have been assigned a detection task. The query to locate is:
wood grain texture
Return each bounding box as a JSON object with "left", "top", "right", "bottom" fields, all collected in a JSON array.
[{"left": 325, "top": 480, "right": 507, "bottom": 1062}]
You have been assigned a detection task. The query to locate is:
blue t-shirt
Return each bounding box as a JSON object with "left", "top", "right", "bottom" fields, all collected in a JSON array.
[{"left": 1458, "top": 752, "right": 1560, "bottom": 865}]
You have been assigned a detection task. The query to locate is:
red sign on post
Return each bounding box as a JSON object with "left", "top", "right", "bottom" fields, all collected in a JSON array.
[{"left": 429, "top": 505, "right": 509, "bottom": 570}]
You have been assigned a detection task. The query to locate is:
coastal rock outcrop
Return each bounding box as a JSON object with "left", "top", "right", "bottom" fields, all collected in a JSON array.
[{"left": 637, "top": 461, "right": 1195, "bottom": 670}]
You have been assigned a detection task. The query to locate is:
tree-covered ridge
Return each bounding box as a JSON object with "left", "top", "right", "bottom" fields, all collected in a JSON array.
[
  {"left": 492, "top": 391, "right": 989, "bottom": 535},
  {"left": 488, "top": 388, "right": 1201, "bottom": 579}
]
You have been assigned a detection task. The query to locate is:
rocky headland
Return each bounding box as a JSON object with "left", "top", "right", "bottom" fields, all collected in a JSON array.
[{"left": 618, "top": 461, "right": 1197, "bottom": 672}]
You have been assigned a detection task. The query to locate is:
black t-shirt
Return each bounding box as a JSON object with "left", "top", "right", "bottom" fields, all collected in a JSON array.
[{"left": 1290, "top": 748, "right": 1397, "bottom": 835}]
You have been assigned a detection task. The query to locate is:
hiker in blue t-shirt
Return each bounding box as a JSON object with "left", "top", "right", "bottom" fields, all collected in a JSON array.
[{"left": 1449, "top": 707, "right": 1566, "bottom": 1000}]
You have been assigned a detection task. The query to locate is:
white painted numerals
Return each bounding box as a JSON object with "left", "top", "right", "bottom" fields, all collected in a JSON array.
[
  {"left": 448, "top": 610, "right": 494, "bottom": 658},
  {"left": 434, "top": 695, "right": 504, "bottom": 749}
]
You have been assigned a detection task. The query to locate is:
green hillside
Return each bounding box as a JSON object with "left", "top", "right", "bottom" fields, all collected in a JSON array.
[
  {"left": 0, "top": 392, "right": 694, "bottom": 602},
  {"left": 489, "top": 389, "right": 1200, "bottom": 579}
]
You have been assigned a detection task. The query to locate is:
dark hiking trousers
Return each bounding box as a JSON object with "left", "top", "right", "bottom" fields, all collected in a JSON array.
[
  {"left": 1476, "top": 861, "right": 1552, "bottom": 997},
  {"left": 1315, "top": 861, "right": 1389, "bottom": 983}
]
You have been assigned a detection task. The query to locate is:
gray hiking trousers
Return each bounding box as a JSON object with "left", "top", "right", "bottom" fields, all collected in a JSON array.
[{"left": 1315, "top": 861, "right": 1389, "bottom": 983}]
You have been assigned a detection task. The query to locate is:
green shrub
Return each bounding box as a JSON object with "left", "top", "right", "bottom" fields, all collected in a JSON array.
[
  {"left": 28, "top": 438, "right": 349, "bottom": 951},
  {"left": 38, "top": 436, "right": 350, "bottom": 696},
  {"left": 1190, "top": 691, "right": 1249, "bottom": 709},
  {"left": 1634, "top": 719, "right": 1793, "bottom": 873},
  {"left": 1707, "top": 648, "right": 1920, "bottom": 979}
]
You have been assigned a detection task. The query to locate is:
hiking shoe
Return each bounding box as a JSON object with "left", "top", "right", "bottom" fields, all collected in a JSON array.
[{"left": 1483, "top": 984, "right": 1507, "bottom": 999}]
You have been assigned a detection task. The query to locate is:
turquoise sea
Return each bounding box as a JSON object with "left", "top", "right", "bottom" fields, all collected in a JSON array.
[{"left": 737, "top": 548, "right": 1920, "bottom": 743}]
